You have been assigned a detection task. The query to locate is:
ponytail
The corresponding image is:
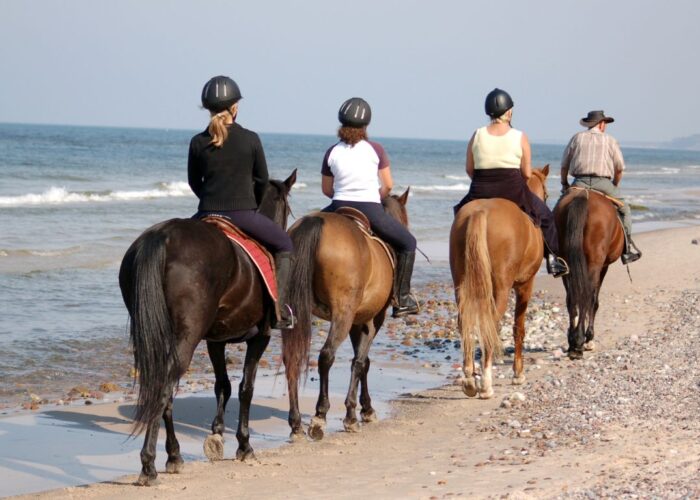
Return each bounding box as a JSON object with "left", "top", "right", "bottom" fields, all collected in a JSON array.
[{"left": 208, "top": 104, "right": 238, "bottom": 148}]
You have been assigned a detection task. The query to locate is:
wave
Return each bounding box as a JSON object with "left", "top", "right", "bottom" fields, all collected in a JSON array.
[
  {"left": 410, "top": 183, "right": 470, "bottom": 193},
  {"left": 0, "top": 246, "right": 83, "bottom": 258},
  {"left": 627, "top": 167, "right": 681, "bottom": 175},
  {"left": 0, "top": 182, "right": 193, "bottom": 207},
  {"left": 444, "top": 174, "right": 468, "bottom": 181}
]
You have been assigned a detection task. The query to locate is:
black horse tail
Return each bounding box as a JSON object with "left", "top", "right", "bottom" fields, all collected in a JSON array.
[
  {"left": 122, "top": 229, "right": 179, "bottom": 435},
  {"left": 564, "top": 196, "right": 593, "bottom": 331},
  {"left": 282, "top": 216, "right": 323, "bottom": 387}
]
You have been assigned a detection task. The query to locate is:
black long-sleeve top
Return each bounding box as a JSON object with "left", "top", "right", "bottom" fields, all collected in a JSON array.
[{"left": 187, "top": 122, "right": 269, "bottom": 211}]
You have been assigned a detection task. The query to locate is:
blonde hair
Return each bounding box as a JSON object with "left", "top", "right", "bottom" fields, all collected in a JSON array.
[
  {"left": 208, "top": 104, "right": 238, "bottom": 148},
  {"left": 491, "top": 108, "right": 513, "bottom": 124}
]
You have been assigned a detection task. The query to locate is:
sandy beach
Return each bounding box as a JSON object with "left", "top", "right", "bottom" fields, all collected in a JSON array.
[{"left": 7, "top": 224, "right": 700, "bottom": 499}]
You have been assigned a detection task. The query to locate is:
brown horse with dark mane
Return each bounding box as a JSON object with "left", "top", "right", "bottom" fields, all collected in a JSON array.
[
  {"left": 554, "top": 188, "right": 624, "bottom": 359},
  {"left": 449, "top": 166, "right": 551, "bottom": 399},
  {"left": 282, "top": 190, "right": 410, "bottom": 441},
  {"left": 118, "top": 171, "right": 300, "bottom": 486}
]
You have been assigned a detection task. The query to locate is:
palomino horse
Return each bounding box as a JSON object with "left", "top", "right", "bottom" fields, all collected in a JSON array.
[
  {"left": 554, "top": 189, "right": 624, "bottom": 359},
  {"left": 282, "top": 190, "right": 410, "bottom": 441},
  {"left": 118, "top": 171, "right": 300, "bottom": 486},
  {"left": 449, "top": 166, "right": 550, "bottom": 399}
]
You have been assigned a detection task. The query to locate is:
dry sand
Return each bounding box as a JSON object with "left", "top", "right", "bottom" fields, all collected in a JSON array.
[{"left": 11, "top": 225, "right": 700, "bottom": 499}]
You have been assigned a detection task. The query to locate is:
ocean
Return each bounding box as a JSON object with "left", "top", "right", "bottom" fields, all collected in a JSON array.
[{"left": 1, "top": 122, "right": 700, "bottom": 405}]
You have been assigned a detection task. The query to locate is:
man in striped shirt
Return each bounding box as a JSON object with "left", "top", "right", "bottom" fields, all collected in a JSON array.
[{"left": 560, "top": 110, "right": 641, "bottom": 264}]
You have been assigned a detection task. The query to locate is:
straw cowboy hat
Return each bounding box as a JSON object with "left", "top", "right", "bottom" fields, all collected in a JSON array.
[{"left": 580, "top": 110, "right": 615, "bottom": 128}]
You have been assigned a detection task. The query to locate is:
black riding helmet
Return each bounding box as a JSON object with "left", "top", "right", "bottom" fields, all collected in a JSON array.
[
  {"left": 484, "top": 88, "right": 514, "bottom": 118},
  {"left": 201, "top": 76, "right": 242, "bottom": 113},
  {"left": 338, "top": 97, "right": 371, "bottom": 127}
]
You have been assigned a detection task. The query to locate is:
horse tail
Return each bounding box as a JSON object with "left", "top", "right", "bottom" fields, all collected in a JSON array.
[
  {"left": 283, "top": 216, "right": 323, "bottom": 386},
  {"left": 457, "top": 210, "right": 502, "bottom": 362},
  {"left": 122, "top": 229, "right": 178, "bottom": 435},
  {"left": 565, "top": 196, "right": 593, "bottom": 329}
]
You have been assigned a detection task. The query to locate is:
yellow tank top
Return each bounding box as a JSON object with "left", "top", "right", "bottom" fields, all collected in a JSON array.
[{"left": 472, "top": 126, "right": 523, "bottom": 169}]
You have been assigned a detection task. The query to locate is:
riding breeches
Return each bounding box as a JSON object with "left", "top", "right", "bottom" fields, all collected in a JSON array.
[
  {"left": 322, "top": 200, "right": 417, "bottom": 253},
  {"left": 572, "top": 176, "right": 632, "bottom": 236},
  {"left": 193, "top": 209, "right": 294, "bottom": 253}
]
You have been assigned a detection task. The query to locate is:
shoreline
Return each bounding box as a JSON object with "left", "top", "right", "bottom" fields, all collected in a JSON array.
[{"left": 3, "top": 224, "right": 700, "bottom": 498}]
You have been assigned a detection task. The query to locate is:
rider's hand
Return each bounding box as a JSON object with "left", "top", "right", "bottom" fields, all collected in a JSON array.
[{"left": 560, "top": 181, "right": 569, "bottom": 195}]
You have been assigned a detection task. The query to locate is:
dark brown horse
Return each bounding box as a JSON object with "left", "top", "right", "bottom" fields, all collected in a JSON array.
[
  {"left": 554, "top": 189, "right": 624, "bottom": 359},
  {"left": 449, "top": 166, "right": 550, "bottom": 399},
  {"left": 118, "top": 171, "right": 299, "bottom": 486},
  {"left": 282, "top": 190, "right": 410, "bottom": 441}
]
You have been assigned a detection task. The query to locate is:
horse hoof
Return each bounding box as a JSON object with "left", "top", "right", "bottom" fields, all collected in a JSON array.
[
  {"left": 361, "top": 409, "right": 378, "bottom": 423},
  {"left": 584, "top": 341, "right": 596, "bottom": 351},
  {"left": 136, "top": 473, "right": 159, "bottom": 487},
  {"left": 568, "top": 350, "right": 584, "bottom": 361},
  {"left": 289, "top": 429, "right": 306, "bottom": 443},
  {"left": 236, "top": 446, "right": 256, "bottom": 462},
  {"left": 479, "top": 388, "right": 494, "bottom": 399},
  {"left": 203, "top": 433, "right": 225, "bottom": 461},
  {"left": 165, "top": 458, "right": 184, "bottom": 474},
  {"left": 512, "top": 374, "right": 526, "bottom": 385},
  {"left": 461, "top": 377, "right": 478, "bottom": 398},
  {"left": 308, "top": 417, "right": 326, "bottom": 441},
  {"left": 343, "top": 418, "right": 360, "bottom": 433}
]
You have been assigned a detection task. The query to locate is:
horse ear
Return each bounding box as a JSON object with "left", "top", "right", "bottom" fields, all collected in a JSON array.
[
  {"left": 542, "top": 164, "right": 550, "bottom": 177},
  {"left": 398, "top": 187, "right": 410, "bottom": 206},
  {"left": 284, "top": 169, "right": 297, "bottom": 191}
]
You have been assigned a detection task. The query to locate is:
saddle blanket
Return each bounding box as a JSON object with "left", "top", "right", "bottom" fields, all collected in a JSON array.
[{"left": 201, "top": 216, "right": 278, "bottom": 302}]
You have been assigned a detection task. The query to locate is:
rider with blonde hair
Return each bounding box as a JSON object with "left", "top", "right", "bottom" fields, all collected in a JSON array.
[
  {"left": 188, "top": 75, "right": 295, "bottom": 328},
  {"left": 454, "top": 88, "right": 568, "bottom": 277}
]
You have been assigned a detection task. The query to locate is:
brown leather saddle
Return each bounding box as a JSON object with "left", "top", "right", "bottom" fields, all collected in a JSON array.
[
  {"left": 567, "top": 186, "right": 625, "bottom": 208},
  {"left": 334, "top": 207, "right": 395, "bottom": 269}
]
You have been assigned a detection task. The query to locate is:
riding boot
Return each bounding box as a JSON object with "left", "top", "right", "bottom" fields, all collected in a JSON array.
[
  {"left": 546, "top": 253, "right": 569, "bottom": 278},
  {"left": 392, "top": 251, "right": 420, "bottom": 318},
  {"left": 272, "top": 251, "right": 296, "bottom": 329},
  {"left": 621, "top": 234, "right": 642, "bottom": 265}
]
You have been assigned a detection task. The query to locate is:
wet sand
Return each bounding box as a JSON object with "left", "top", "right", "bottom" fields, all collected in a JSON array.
[{"left": 7, "top": 225, "right": 700, "bottom": 499}]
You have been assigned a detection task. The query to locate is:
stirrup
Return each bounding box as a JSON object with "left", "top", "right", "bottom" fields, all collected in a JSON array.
[
  {"left": 548, "top": 256, "right": 569, "bottom": 278},
  {"left": 274, "top": 304, "right": 296, "bottom": 330}
]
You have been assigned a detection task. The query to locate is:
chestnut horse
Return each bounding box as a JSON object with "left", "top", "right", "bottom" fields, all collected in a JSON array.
[
  {"left": 118, "top": 171, "right": 299, "bottom": 486},
  {"left": 554, "top": 189, "right": 624, "bottom": 359},
  {"left": 282, "top": 190, "right": 410, "bottom": 441},
  {"left": 449, "top": 166, "right": 550, "bottom": 399}
]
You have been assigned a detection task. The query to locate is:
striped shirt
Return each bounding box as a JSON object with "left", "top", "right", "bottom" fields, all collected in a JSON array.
[{"left": 561, "top": 128, "right": 625, "bottom": 178}]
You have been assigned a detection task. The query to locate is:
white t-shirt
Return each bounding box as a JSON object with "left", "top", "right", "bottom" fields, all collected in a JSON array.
[
  {"left": 472, "top": 126, "right": 523, "bottom": 170},
  {"left": 321, "top": 139, "right": 389, "bottom": 203}
]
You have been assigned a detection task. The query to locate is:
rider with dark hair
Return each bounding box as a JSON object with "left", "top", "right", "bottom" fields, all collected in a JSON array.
[
  {"left": 188, "top": 75, "right": 295, "bottom": 328},
  {"left": 321, "top": 97, "right": 419, "bottom": 317},
  {"left": 454, "top": 88, "right": 569, "bottom": 278}
]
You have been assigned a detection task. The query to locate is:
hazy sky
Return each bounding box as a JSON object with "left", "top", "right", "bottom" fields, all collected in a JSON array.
[{"left": 1, "top": 0, "right": 697, "bottom": 143}]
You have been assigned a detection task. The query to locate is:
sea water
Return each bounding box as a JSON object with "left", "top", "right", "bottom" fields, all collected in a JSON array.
[{"left": 1, "top": 122, "right": 700, "bottom": 403}]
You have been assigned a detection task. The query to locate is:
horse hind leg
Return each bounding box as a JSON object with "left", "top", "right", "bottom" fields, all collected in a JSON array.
[
  {"left": 309, "top": 310, "right": 353, "bottom": 441},
  {"left": 585, "top": 267, "right": 607, "bottom": 351},
  {"left": 345, "top": 316, "right": 382, "bottom": 432},
  {"left": 512, "top": 280, "right": 534, "bottom": 386},
  {"left": 203, "top": 340, "right": 231, "bottom": 461},
  {"left": 163, "top": 395, "right": 184, "bottom": 473},
  {"left": 137, "top": 385, "right": 175, "bottom": 486}
]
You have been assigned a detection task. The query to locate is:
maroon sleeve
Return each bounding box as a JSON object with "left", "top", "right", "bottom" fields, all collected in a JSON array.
[
  {"left": 321, "top": 144, "right": 334, "bottom": 176},
  {"left": 368, "top": 141, "right": 389, "bottom": 169}
]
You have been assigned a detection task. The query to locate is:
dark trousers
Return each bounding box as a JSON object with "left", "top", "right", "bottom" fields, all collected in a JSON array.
[
  {"left": 322, "top": 200, "right": 416, "bottom": 252},
  {"left": 529, "top": 194, "right": 559, "bottom": 255},
  {"left": 194, "top": 209, "right": 293, "bottom": 253}
]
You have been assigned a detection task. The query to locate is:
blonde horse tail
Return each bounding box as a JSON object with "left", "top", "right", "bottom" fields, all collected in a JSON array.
[{"left": 457, "top": 210, "right": 501, "bottom": 363}]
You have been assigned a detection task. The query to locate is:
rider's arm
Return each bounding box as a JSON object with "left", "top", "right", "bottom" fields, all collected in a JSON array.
[
  {"left": 613, "top": 169, "right": 623, "bottom": 187},
  {"left": 520, "top": 132, "right": 532, "bottom": 180},
  {"left": 378, "top": 166, "right": 393, "bottom": 199},
  {"left": 321, "top": 175, "right": 334, "bottom": 199},
  {"left": 466, "top": 133, "right": 476, "bottom": 179},
  {"left": 252, "top": 134, "right": 270, "bottom": 205},
  {"left": 611, "top": 140, "right": 625, "bottom": 186},
  {"left": 560, "top": 136, "right": 575, "bottom": 188}
]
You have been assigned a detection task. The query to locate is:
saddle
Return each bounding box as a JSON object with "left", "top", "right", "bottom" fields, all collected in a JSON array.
[
  {"left": 201, "top": 216, "right": 278, "bottom": 301},
  {"left": 566, "top": 186, "right": 625, "bottom": 208},
  {"left": 335, "top": 207, "right": 395, "bottom": 269}
]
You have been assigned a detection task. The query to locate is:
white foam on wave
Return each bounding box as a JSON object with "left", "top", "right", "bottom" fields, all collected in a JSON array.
[
  {"left": 444, "top": 174, "right": 468, "bottom": 181},
  {"left": 0, "top": 182, "right": 193, "bottom": 207},
  {"left": 627, "top": 167, "right": 681, "bottom": 176},
  {"left": 410, "top": 183, "right": 470, "bottom": 192},
  {"left": 292, "top": 182, "right": 307, "bottom": 189}
]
